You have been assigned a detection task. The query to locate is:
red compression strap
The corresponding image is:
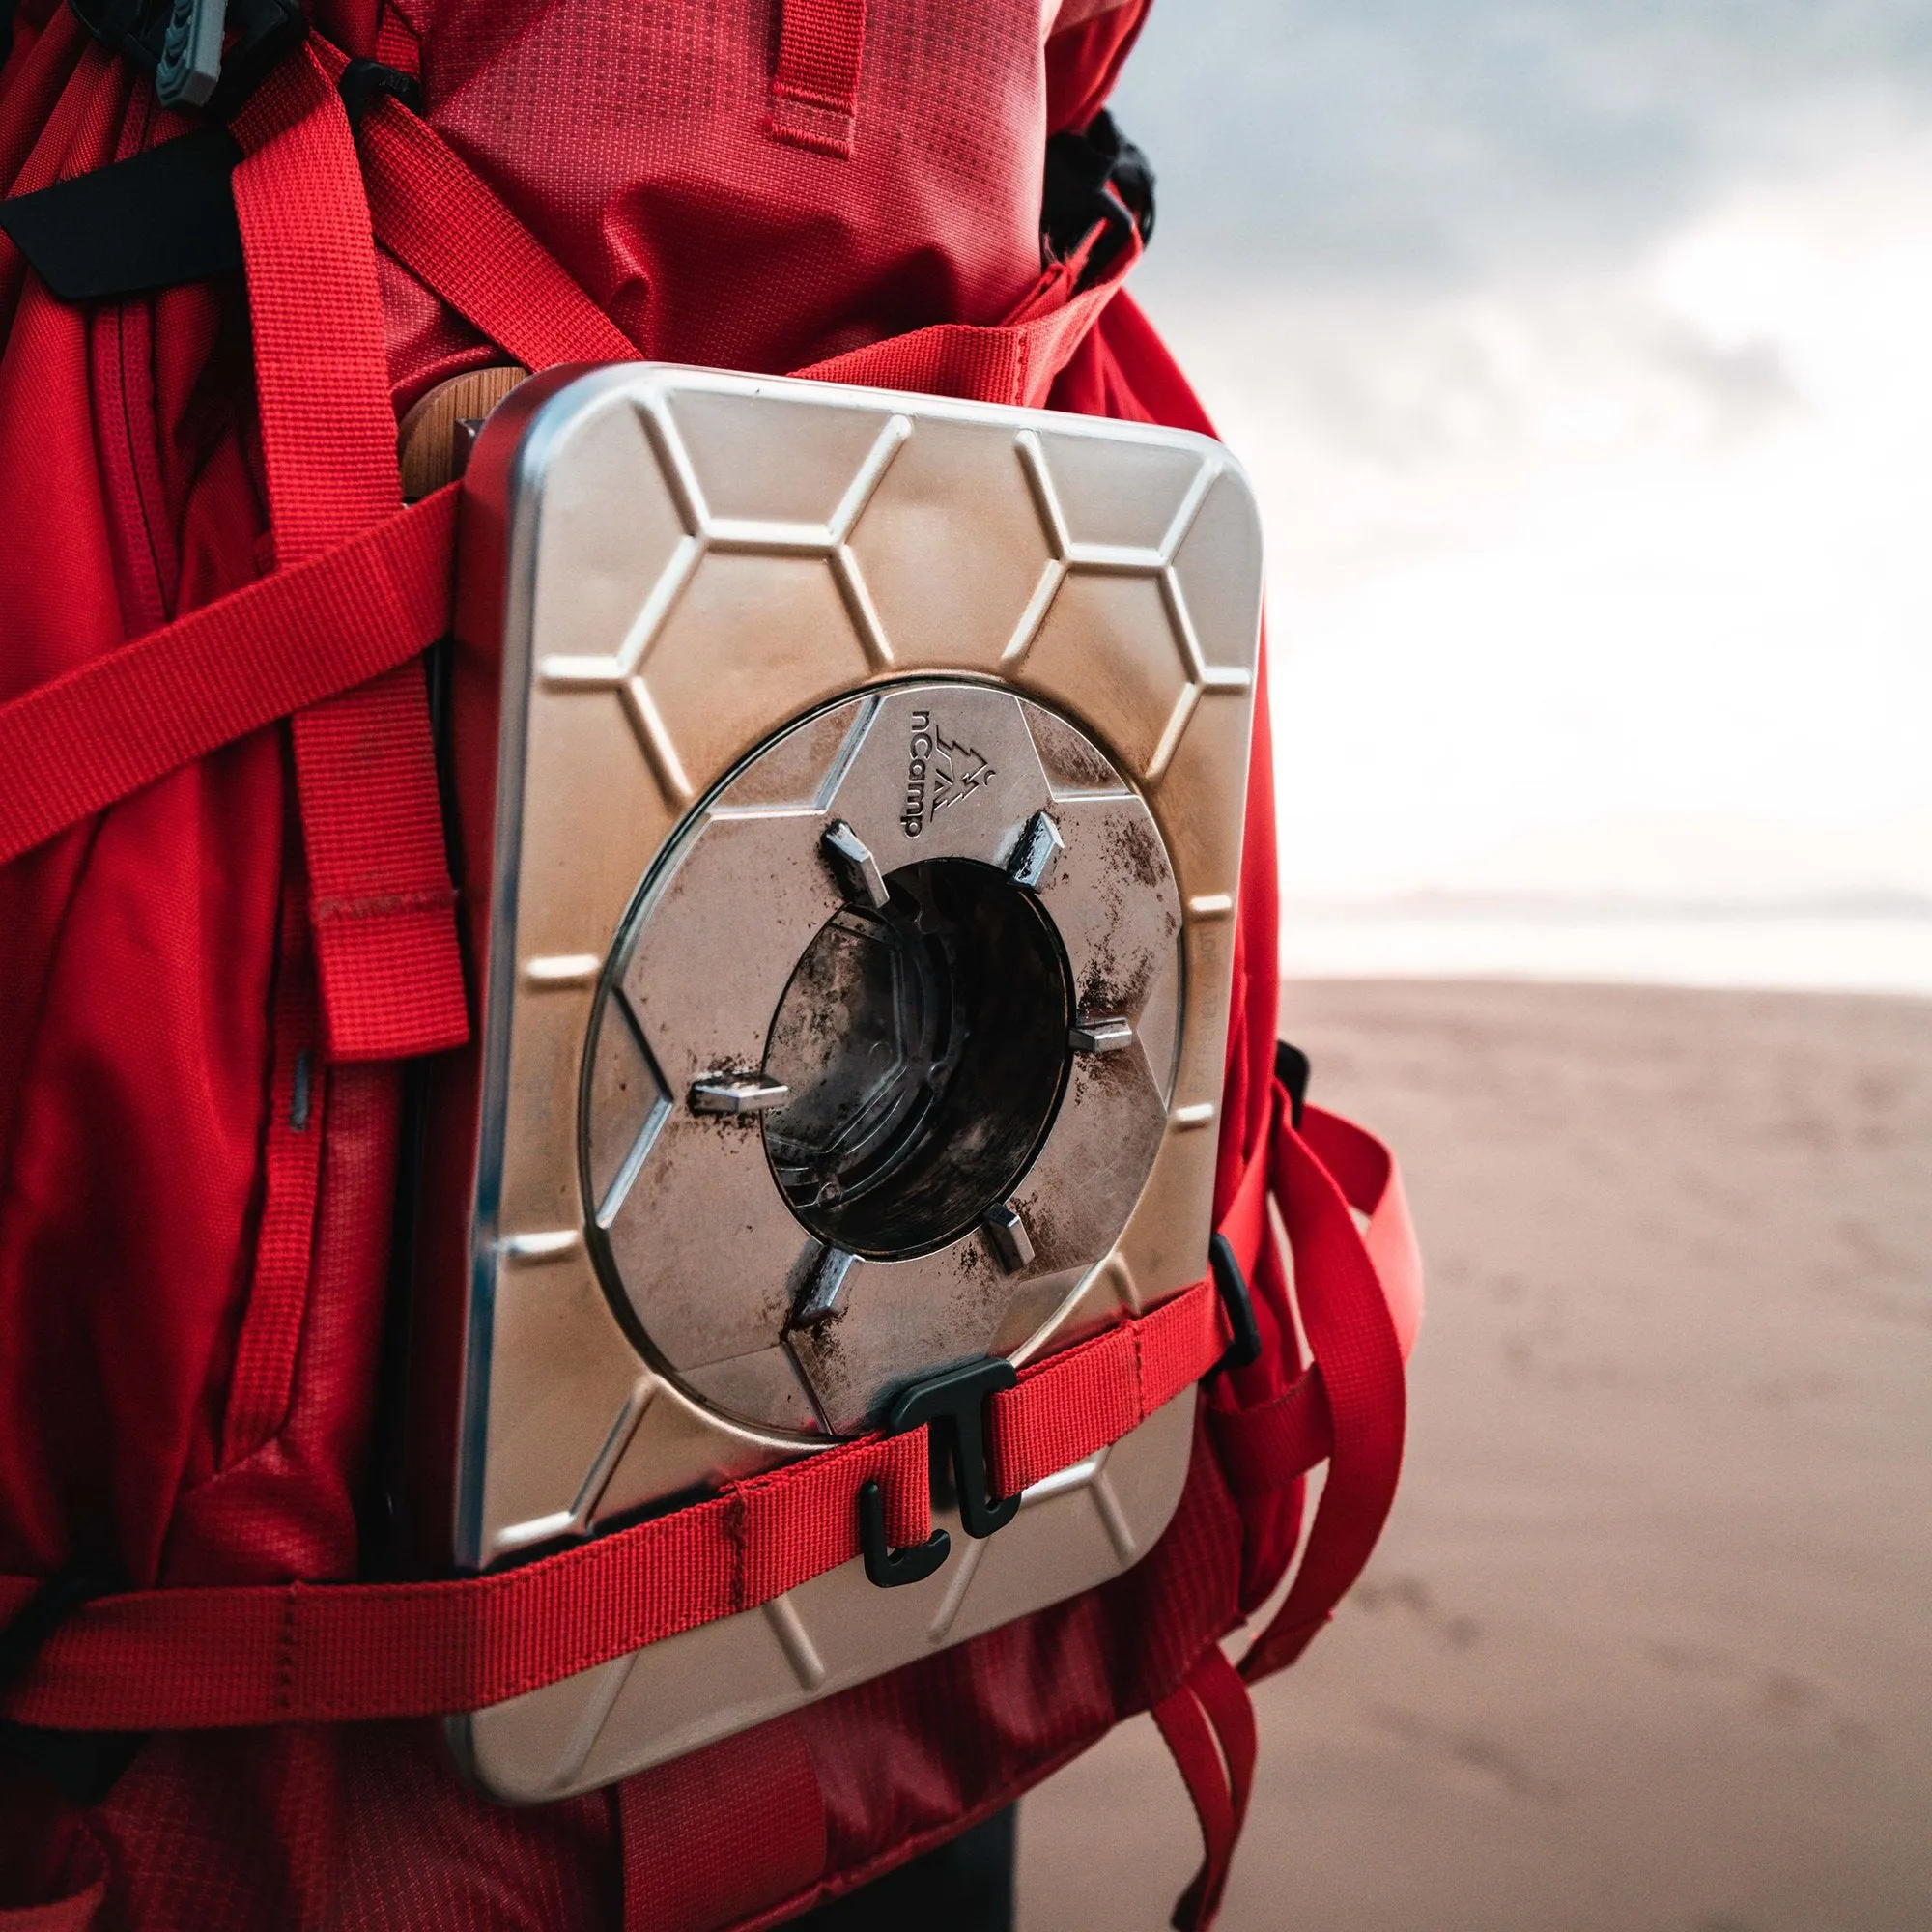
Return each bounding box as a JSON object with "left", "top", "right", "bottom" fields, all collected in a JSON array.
[
  {"left": 1303, "top": 1103, "right": 1425, "bottom": 1362},
  {"left": 1208, "top": 1366, "right": 1333, "bottom": 1498},
  {"left": 1153, "top": 1646, "right": 1258, "bottom": 1932},
  {"left": 297, "top": 36, "right": 638, "bottom": 371},
  {"left": 0, "top": 1095, "right": 1404, "bottom": 1735},
  {"left": 0, "top": 1274, "right": 1229, "bottom": 1732},
  {"left": 987, "top": 1260, "right": 1225, "bottom": 1498},
  {"left": 0, "top": 259, "right": 1131, "bottom": 874},
  {"left": 233, "top": 48, "right": 467, "bottom": 1063},
  {"left": 797, "top": 226, "right": 1140, "bottom": 411},
  {"left": 1238, "top": 1089, "right": 1410, "bottom": 1682},
  {"left": 0, "top": 1429, "right": 930, "bottom": 1730},
  {"left": 0, "top": 489, "right": 456, "bottom": 869},
  {"left": 1151, "top": 1646, "right": 1260, "bottom": 1932}
]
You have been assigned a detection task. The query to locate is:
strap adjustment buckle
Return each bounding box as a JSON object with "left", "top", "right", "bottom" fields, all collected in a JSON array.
[
  {"left": 66, "top": 0, "right": 306, "bottom": 116},
  {"left": 1208, "top": 1232, "right": 1263, "bottom": 1377},
  {"left": 339, "top": 57, "right": 424, "bottom": 128},
  {"left": 859, "top": 1356, "right": 1019, "bottom": 1589}
]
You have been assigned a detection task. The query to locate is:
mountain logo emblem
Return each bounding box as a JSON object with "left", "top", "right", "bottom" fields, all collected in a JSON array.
[{"left": 928, "top": 732, "right": 994, "bottom": 816}]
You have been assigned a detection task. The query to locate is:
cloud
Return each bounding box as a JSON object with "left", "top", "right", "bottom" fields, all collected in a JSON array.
[{"left": 1113, "top": 0, "right": 1932, "bottom": 293}]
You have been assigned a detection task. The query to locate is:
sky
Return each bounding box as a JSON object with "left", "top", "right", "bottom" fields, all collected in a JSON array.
[{"left": 1112, "top": 1, "right": 1932, "bottom": 984}]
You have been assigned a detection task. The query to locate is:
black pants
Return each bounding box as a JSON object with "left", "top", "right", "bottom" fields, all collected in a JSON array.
[{"left": 783, "top": 1806, "right": 1015, "bottom": 1931}]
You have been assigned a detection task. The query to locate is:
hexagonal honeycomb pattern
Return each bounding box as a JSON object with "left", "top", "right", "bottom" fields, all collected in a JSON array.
[
  {"left": 528, "top": 387, "right": 1250, "bottom": 806},
  {"left": 460, "top": 369, "right": 1264, "bottom": 1803}
]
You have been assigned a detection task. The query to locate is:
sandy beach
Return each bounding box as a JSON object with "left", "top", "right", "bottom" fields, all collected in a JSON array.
[{"left": 1019, "top": 980, "right": 1932, "bottom": 1931}]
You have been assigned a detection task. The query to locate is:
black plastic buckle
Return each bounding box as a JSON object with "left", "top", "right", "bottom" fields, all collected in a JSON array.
[
  {"left": 1041, "top": 107, "right": 1154, "bottom": 288},
  {"left": 1208, "top": 1232, "right": 1263, "bottom": 1377},
  {"left": 1276, "top": 1038, "right": 1311, "bottom": 1130},
  {"left": 338, "top": 56, "right": 423, "bottom": 128},
  {"left": 859, "top": 1356, "right": 1019, "bottom": 1589},
  {"left": 0, "top": 1559, "right": 143, "bottom": 1804},
  {"left": 65, "top": 0, "right": 305, "bottom": 118}
]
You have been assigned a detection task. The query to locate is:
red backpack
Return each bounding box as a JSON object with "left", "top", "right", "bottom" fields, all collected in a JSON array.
[{"left": 0, "top": 1, "right": 1421, "bottom": 1924}]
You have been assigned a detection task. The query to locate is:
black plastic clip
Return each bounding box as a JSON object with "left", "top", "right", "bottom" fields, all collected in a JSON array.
[
  {"left": 857, "top": 1479, "right": 949, "bottom": 1590},
  {"left": 65, "top": 0, "right": 305, "bottom": 118},
  {"left": 0, "top": 1558, "right": 143, "bottom": 1804},
  {"left": 338, "top": 56, "right": 423, "bottom": 128},
  {"left": 859, "top": 1356, "right": 1020, "bottom": 1589},
  {"left": 1041, "top": 107, "right": 1154, "bottom": 289},
  {"left": 1276, "top": 1039, "right": 1311, "bottom": 1130},
  {"left": 1208, "top": 1232, "right": 1263, "bottom": 1378}
]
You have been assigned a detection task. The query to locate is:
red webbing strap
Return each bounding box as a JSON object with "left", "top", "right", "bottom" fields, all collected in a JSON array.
[
  {"left": 1203, "top": 1100, "right": 1344, "bottom": 1496},
  {"left": 765, "top": 0, "right": 867, "bottom": 157},
  {"left": 0, "top": 1274, "right": 1232, "bottom": 1732},
  {"left": 1302, "top": 1103, "right": 1425, "bottom": 1361},
  {"left": 1152, "top": 1647, "right": 1257, "bottom": 1932},
  {"left": 0, "top": 250, "right": 1130, "bottom": 876},
  {"left": 0, "top": 1431, "right": 929, "bottom": 1730},
  {"left": 984, "top": 1087, "right": 1265, "bottom": 1496},
  {"left": 1236, "top": 1092, "right": 1410, "bottom": 1682},
  {"left": 0, "top": 1094, "right": 1401, "bottom": 1736},
  {"left": 0, "top": 487, "right": 456, "bottom": 869},
  {"left": 297, "top": 38, "right": 638, "bottom": 371},
  {"left": 987, "top": 1264, "right": 1226, "bottom": 1498},
  {"left": 232, "top": 46, "right": 467, "bottom": 1063},
  {"left": 1208, "top": 1367, "right": 1332, "bottom": 1498},
  {"left": 796, "top": 226, "right": 1141, "bottom": 411}
]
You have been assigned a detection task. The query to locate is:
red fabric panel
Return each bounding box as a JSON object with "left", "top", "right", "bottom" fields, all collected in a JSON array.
[
  {"left": 163, "top": 1061, "right": 402, "bottom": 1587},
  {"left": 362, "top": 0, "right": 1048, "bottom": 373},
  {"left": 28, "top": 1724, "right": 616, "bottom": 1930},
  {"left": 232, "top": 48, "right": 467, "bottom": 1064},
  {"left": 0, "top": 489, "right": 458, "bottom": 868},
  {"left": 619, "top": 1720, "right": 825, "bottom": 1932},
  {"left": 0, "top": 9, "right": 87, "bottom": 246},
  {"left": 0, "top": 44, "right": 280, "bottom": 1591}
]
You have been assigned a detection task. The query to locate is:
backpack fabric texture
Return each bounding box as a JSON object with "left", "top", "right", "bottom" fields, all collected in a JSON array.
[{"left": 0, "top": 1, "right": 1419, "bottom": 1925}]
